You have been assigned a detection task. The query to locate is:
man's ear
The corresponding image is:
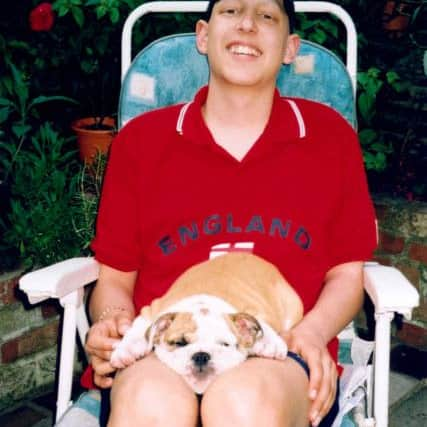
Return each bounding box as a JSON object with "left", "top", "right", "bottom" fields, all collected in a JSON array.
[
  {"left": 283, "top": 34, "right": 301, "bottom": 64},
  {"left": 226, "top": 313, "right": 263, "bottom": 348},
  {"left": 196, "top": 19, "right": 209, "bottom": 55}
]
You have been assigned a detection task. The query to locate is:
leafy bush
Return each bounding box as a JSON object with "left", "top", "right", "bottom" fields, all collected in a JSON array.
[
  {"left": 4, "top": 123, "right": 82, "bottom": 268},
  {"left": 357, "top": 68, "right": 410, "bottom": 171},
  {"left": 0, "top": 60, "right": 77, "bottom": 182}
]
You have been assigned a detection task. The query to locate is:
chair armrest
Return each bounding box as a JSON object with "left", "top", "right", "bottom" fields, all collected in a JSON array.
[
  {"left": 363, "top": 262, "right": 419, "bottom": 319},
  {"left": 19, "top": 257, "right": 100, "bottom": 304}
]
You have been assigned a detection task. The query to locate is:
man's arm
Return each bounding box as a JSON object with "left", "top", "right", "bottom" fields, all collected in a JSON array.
[
  {"left": 85, "top": 264, "right": 137, "bottom": 388},
  {"left": 89, "top": 264, "right": 137, "bottom": 322},
  {"left": 282, "top": 261, "right": 364, "bottom": 426}
]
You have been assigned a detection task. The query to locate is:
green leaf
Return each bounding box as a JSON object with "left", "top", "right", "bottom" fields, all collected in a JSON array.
[
  {"left": 57, "top": 7, "right": 69, "bottom": 17},
  {"left": 370, "top": 142, "right": 391, "bottom": 153},
  {"left": 0, "top": 98, "right": 14, "bottom": 107},
  {"left": 358, "top": 128, "right": 378, "bottom": 145},
  {"left": 109, "top": 7, "right": 120, "bottom": 24},
  {"left": 81, "top": 60, "right": 96, "bottom": 74},
  {"left": 311, "top": 28, "right": 327, "bottom": 45},
  {"left": 19, "top": 240, "right": 25, "bottom": 255},
  {"left": 29, "top": 95, "right": 79, "bottom": 110},
  {"left": 358, "top": 92, "right": 375, "bottom": 124},
  {"left": 72, "top": 6, "right": 85, "bottom": 27},
  {"left": 363, "top": 151, "right": 376, "bottom": 170},
  {"left": 12, "top": 123, "right": 31, "bottom": 138},
  {"left": 0, "top": 106, "right": 11, "bottom": 123},
  {"left": 96, "top": 6, "right": 107, "bottom": 19},
  {"left": 320, "top": 19, "right": 338, "bottom": 38},
  {"left": 2, "top": 76, "right": 13, "bottom": 95},
  {"left": 386, "top": 71, "right": 399, "bottom": 85},
  {"left": 375, "top": 152, "right": 387, "bottom": 170},
  {"left": 122, "top": 0, "right": 136, "bottom": 8}
]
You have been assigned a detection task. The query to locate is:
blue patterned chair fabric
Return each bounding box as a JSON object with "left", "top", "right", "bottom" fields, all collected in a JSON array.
[{"left": 119, "top": 33, "right": 356, "bottom": 129}]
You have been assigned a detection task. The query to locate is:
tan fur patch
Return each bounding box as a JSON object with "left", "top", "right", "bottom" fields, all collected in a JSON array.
[
  {"left": 162, "top": 312, "right": 197, "bottom": 350},
  {"left": 225, "top": 313, "right": 263, "bottom": 348}
]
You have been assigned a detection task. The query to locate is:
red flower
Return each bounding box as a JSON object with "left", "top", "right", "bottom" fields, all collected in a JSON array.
[{"left": 29, "top": 2, "right": 55, "bottom": 32}]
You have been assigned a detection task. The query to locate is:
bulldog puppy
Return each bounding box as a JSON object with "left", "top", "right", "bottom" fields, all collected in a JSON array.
[{"left": 110, "top": 252, "right": 303, "bottom": 394}]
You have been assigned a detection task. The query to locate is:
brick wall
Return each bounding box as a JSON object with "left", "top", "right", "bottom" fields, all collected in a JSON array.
[
  {"left": 373, "top": 196, "right": 427, "bottom": 347},
  {"left": 0, "top": 197, "right": 425, "bottom": 411},
  {"left": 0, "top": 271, "right": 83, "bottom": 413}
]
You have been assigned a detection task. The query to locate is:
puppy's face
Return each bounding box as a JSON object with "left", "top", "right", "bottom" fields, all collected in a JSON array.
[{"left": 147, "top": 305, "right": 263, "bottom": 394}]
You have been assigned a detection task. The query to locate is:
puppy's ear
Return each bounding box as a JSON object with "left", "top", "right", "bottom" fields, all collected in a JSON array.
[
  {"left": 226, "top": 313, "right": 263, "bottom": 348},
  {"left": 146, "top": 312, "right": 177, "bottom": 346}
]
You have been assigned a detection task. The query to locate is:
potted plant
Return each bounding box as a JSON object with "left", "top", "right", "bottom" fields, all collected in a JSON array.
[
  {"left": 48, "top": 0, "right": 125, "bottom": 163},
  {"left": 68, "top": 38, "right": 118, "bottom": 164},
  {"left": 71, "top": 115, "right": 116, "bottom": 164}
]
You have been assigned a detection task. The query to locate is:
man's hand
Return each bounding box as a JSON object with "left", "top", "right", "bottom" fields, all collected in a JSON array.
[
  {"left": 85, "top": 312, "right": 133, "bottom": 388},
  {"left": 281, "top": 326, "right": 337, "bottom": 427}
]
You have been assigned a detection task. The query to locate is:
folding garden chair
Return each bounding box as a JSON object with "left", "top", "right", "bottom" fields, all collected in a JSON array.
[{"left": 19, "top": 2, "right": 420, "bottom": 427}]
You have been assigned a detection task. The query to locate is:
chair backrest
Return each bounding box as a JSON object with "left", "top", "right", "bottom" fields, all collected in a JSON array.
[{"left": 119, "top": 34, "right": 356, "bottom": 129}]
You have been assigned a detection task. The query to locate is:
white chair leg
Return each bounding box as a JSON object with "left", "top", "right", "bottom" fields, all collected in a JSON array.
[
  {"left": 56, "top": 289, "right": 84, "bottom": 422},
  {"left": 76, "top": 303, "right": 90, "bottom": 359},
  {"left": 366, "top": 364, "right": 374, "bottom": 418},
  {"left": 373, "top": 311, "right": 394, "bottom": 427}
]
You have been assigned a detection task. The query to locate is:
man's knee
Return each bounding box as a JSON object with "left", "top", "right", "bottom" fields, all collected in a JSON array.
[
  {"left": 109, "top": 362, "right": 198, "bottom": 426},
  {"left": 201, "top": 374, "right": 286, "bottom": 426},
  {"left": 201, "top": 359, "right": 310, "bottom": 427}
]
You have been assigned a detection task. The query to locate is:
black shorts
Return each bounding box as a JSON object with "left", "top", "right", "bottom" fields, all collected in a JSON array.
[
  {"left": 100, "top": 353, "right": 339, "bottom": 427},
  {"left": 287, "top": 351, "right": 339, "bottom": 427}
]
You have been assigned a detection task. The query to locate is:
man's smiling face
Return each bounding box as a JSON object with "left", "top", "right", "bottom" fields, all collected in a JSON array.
[{"left": 196, "top": 0, "right": 297, "bottom": 89}]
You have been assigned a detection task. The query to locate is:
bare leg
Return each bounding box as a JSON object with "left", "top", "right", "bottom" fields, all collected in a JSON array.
[
  {"left": 108, "top": 354, "right": 199, "bottom": 427},
  {"left": 201, "top": 357, "right": 310, "bottom": 427}
]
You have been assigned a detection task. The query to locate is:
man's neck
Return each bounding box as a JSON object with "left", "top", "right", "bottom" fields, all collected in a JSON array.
[
  {"left": 201, "top": 82, "right": 276, "bottom": 161},
  {"left": 203, "top": 82, "right": 275, "bottom": 128}
]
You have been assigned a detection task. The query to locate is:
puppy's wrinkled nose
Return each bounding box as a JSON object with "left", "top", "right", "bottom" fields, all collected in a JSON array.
[{"left": 192, "top": 352, "right": 211, "bottom": 367}]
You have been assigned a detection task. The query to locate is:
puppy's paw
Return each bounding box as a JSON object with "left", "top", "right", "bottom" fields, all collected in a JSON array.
[
  {"left": 272, "top": 341, "right": 288, "bottom": 360},
  {"left": 110, "top": 316, "right": 151, "bottom": 368},
  {"left": 110, "top": 338, "right": 149, "bottom": 369},
  {"left": 251, "top": 331, "right": 288, "bottom": 360}
]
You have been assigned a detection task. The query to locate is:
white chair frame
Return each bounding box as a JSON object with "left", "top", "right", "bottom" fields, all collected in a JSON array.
[{"left": 19, "top": 2, "right": 419, "bottom": 426}]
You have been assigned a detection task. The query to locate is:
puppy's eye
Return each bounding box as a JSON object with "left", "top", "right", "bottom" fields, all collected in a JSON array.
[
  {"left": 220, "top": 341, "right": 230, "bottom": 347},
  {"left": 174, "top": 338, "right": 188, "bottom": 347}
]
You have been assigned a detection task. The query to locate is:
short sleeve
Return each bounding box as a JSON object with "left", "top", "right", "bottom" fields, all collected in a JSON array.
[
  {"left": 91, "top": 125, "right": 142, "bottom": 271},
  {"left": 327, "top": 123, "right": 378, "bottom": 268}
]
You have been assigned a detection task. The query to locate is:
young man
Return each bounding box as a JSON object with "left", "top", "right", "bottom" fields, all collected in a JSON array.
[{"left": 84, "top": 1, "right": 377, "bottom": 426}]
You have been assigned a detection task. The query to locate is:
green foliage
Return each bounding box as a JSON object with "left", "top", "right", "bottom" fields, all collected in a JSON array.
[
  {"left": 0, "top": 60, "right": 77, "bottom": 182},
  {"left": 297, "top": 5, "right": 416, "bottom": 176},
  {"left": 357, "top": 67, "right": 410, "bottom": 172},
  {"left": 4, "top": 123, "right": 82, "bottom": 268},
  {"left": 72, "top": 153, "right": 107, "bottom": 250},
  {"left": 296, "top": 13, "right": 345, "bottom": 57}
]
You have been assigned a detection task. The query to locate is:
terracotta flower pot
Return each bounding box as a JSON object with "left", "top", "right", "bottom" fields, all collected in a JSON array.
[{"left": 72, "top": 117, "right": 116, "bottom": 164}]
